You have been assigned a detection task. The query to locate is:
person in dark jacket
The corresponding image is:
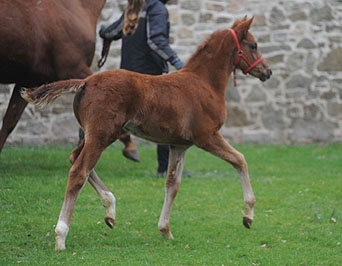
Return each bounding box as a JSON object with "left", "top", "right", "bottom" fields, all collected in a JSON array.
[{"left": 100, "top": 0, "right": 184, "bottom": 177}]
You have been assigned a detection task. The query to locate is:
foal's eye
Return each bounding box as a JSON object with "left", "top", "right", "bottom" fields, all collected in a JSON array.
[{"left": 250, "top": 43, "right": 257, "bottom": 51}]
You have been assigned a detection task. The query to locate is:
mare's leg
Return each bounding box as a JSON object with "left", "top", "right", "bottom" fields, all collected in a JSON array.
[
  {"left": 119, "top": 132, "right": 140, "bottom": 162},
  {"left": 55, "top": 137, "right": 112, "bottom": 250},
  {"left": 0, "top": 85, "right": 28, "bottom": 153},
  {"left": 158, "top": 145, "right": 188, "bottom": 239},
  {"left": 196, "top": 132, "right": 255, "bottom": 228}
]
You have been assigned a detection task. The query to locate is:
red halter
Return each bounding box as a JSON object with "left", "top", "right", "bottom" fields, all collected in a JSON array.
[{"left": 230, "top": 29, "right": 264, "bottom": 86}]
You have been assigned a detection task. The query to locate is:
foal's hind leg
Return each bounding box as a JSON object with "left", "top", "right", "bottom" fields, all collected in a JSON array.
[
  {"left": 69, "top": 139, "right": 85, "bottom": 164},
  {"left": 55, "top": 138, "right": 110, "bottom": 250},
  {"left": 119, "top": 132, "right": 140, "bottom": 162},
  {"left": 158, "top": 145, "right": 188, "bottom": 239},
  {"left": 88, "top": 169, "right": 116, "bottom": 228},
  {"left": 69, "top": 140, "right": 116, "bottom": 229},
  {"left": 197, "top": 132, "right": 256, "bottom": 229}
]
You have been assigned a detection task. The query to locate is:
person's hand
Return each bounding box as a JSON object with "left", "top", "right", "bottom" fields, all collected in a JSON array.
[
  {"left": 174, "top": 59, "right": 185, "bottom": 70},
  {"left": 99, "top": 25, "right": 107, "bottom": 39},
  {"left": 170, "top": 56, "right": 185, "bottom": 70}
]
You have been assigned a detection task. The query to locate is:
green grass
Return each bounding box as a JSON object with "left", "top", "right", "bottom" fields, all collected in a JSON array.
[{"left": 1, "top": 142, "right": 341, "bottom": 265}]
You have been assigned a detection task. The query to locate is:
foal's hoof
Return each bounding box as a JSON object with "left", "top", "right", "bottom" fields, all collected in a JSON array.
[
  {"left": 243, "top": 217, "right": 253, "bottom": 229},
  {"left": 160, "top": 228, "right": 174, "bottom": 239},
  {"left": 122, "top": 149, "right": 141, "bottom": 162},
  {"left": 104, "top": 217, "right": 115, "bottom": 229},
  {"left": 55, "top": 239, "right": 66, "bottom": 251}
]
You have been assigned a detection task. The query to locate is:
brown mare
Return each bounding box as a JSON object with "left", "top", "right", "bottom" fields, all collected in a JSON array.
[
  {"left": 22, "top": 17, "right": 272, "bottom": 250},
  {"left": 0, "top": 0, "right": 145, "bottom": 157}
]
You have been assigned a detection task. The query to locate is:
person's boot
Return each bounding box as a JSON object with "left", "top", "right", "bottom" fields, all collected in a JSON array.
[{"left": 119, "top": 133, "right": 140, "bottom": 162}]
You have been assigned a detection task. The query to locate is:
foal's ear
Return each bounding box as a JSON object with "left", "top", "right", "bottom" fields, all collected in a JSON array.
[{"left": 235, "top": 16, "right": 254, "bottom": 41}]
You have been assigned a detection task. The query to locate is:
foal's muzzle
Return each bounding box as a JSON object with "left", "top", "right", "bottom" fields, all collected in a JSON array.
[{"left": 260, "top": 68, "right": 272, "bottom": 81}]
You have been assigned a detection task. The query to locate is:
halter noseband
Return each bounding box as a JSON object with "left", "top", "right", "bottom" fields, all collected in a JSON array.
[{"left": 230, "top": 29, "right": 264, "bottom": 86}]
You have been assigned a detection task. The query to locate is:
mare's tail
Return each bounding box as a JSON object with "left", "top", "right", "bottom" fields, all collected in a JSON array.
[{"left": 21, "top": 79, "right": 85, "bottom": 108}]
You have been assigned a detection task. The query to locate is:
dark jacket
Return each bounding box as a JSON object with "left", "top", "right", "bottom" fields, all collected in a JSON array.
[{"left": 100, "top": 0, "right": 182, "bottom": 75}]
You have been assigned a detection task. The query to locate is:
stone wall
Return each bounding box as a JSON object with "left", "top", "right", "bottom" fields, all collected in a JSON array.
[{"left": 1, "top": 0, "right": 341, "bottom": 146}]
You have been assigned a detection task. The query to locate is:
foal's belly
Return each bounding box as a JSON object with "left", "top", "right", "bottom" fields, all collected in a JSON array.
[{"left": 122, "top": 120, "right": 191, "bottom": 145}]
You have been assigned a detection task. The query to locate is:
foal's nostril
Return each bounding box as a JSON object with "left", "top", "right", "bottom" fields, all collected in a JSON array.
[
  {"left": 260, "top": 72, "right": 267, "bottom": 81},
  {"left": 264, "top": 69, "right": 272, "bottom": 79},
  {"left": 260, "top": 69, "right": 272, "bottom": 81}
]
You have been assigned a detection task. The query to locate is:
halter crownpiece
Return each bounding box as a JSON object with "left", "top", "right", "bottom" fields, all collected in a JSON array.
[{"left": 230, "top": 29, "right": 264, "bottom": 86}]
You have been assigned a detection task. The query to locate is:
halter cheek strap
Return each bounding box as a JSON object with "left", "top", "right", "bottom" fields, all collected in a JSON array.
[{"left": 230, "top": 29, "right": 264, "bottom": 86}]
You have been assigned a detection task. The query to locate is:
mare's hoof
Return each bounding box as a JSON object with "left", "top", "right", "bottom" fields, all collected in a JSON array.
[
  {"left": 122, "top": 149, "right": 140, "bottom": 162},
  {"left": 243, "top": 217, "right": 253, "bottom": 229},
  {"left": 105, "top": 217, "right": 115, "bottom": 229}
]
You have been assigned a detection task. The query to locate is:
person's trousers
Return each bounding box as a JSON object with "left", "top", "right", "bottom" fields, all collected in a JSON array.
[{"left": 157, "top": 144, "right": 169, "bottom": 173}]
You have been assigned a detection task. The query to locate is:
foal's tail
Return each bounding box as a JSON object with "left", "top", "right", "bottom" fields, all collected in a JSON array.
[{"left": 21, "top": 79, "right": 85, "bottom": 108}]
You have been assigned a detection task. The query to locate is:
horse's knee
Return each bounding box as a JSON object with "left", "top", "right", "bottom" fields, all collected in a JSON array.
[{"left": 233, "top": 152, "right": 248, "bottom": 172}]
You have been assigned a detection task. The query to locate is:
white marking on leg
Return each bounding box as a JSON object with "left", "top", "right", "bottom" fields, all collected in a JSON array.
[
  {"left": 101, "top": 190, "right": 116, "bottom": 220},
  {"left": 54, "top": 171, "right": 88, "bottom": 250},
  {"left": 239, "top": 170, "right": 255, "bottom": 220},
  {"left": 55, "top": 221, "right": 69, "bottom": 250},
  {"left": 158, "top": 146, "right": 188, "bottom": 239},
  {"left": 158, "top": 187, "right": 177, "bottom": 239},
  {"left": 88, "top": 170, "right": 116, "bottom": 223}
]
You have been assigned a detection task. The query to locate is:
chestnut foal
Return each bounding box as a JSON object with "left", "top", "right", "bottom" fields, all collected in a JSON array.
[{"left": 22, "top": 17, "right": 271, "bottom": 250}]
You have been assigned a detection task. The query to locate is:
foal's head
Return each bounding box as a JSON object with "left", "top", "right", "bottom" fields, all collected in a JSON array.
[{"left": 231, "top": 17, "right": 272, "bottom": 82}]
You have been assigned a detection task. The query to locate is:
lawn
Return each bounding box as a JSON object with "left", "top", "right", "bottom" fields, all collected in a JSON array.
[{"left": 0, "top": 142, "right": 341, "bottom": 265}]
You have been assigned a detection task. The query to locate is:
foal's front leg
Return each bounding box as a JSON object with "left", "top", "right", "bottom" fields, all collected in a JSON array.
[
  {"left": 158, "top": 145, "right": 188, "bottom": 239},
  {"left": 197, "top": 132, "right": 256, "bottom": 228}
]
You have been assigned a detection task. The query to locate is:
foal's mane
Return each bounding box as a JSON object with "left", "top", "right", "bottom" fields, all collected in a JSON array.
[
  {"left": 185, "top": 29, "right": 229, "bottom": 66},
  {"left": 184, "top": 17, "right": 253, "bottom": 68}
]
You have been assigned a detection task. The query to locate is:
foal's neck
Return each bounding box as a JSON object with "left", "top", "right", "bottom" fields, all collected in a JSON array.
[{"left": 184, "top": 30, "right": 235, "bottom": 95}]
